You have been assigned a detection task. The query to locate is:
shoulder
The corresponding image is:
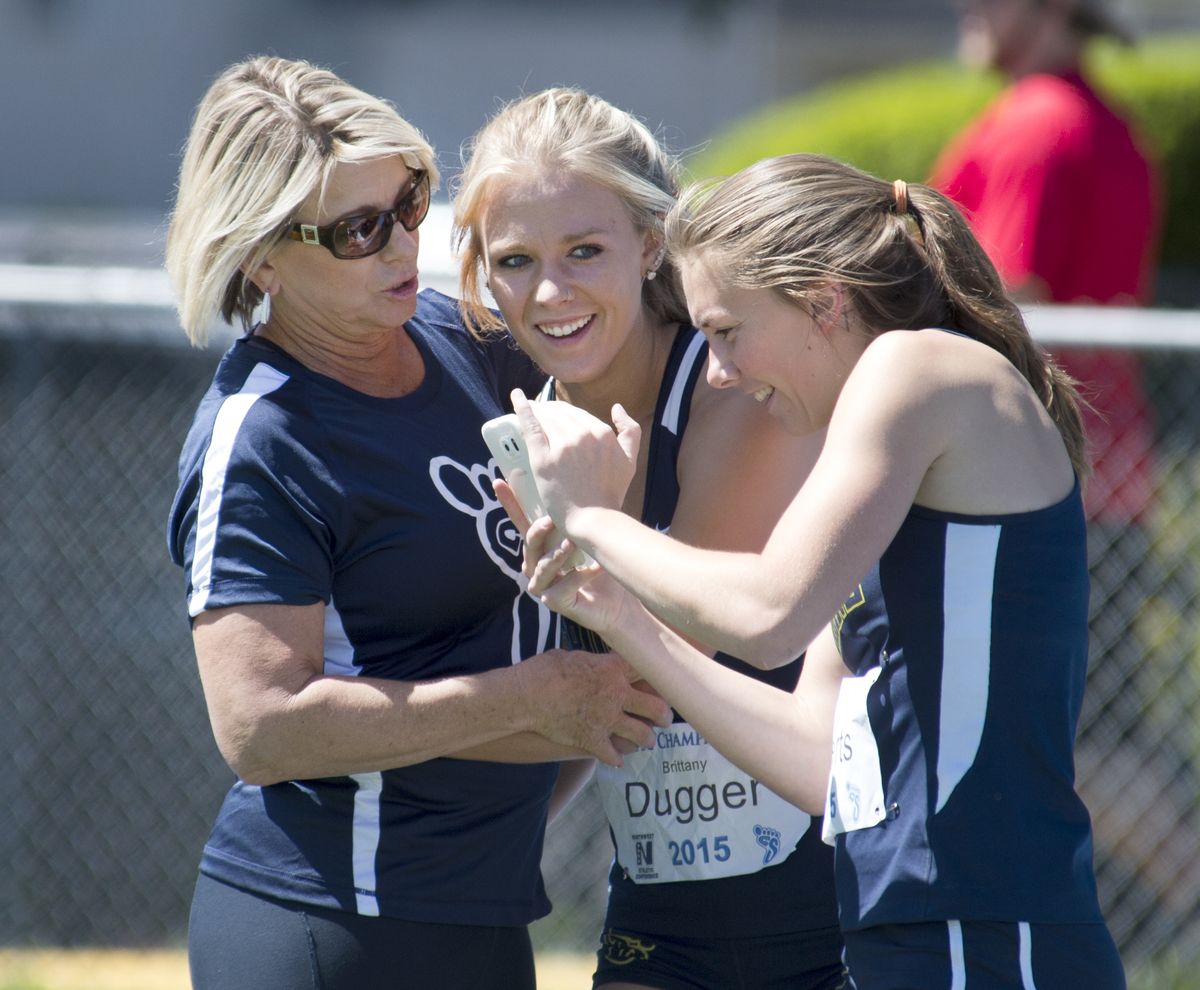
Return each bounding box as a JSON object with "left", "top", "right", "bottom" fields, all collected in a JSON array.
[
  {"left": 681, "top": 356, "right": 815, "bottom": 492},
  {"left": 838, "top": 329, "right": 1010, "bottom": 445},
  {"left": 412, "top": 288, "right": 544, "bottom": 402},
  {"left": 997, "top": 74, "right": 1109, "bottom": 149},
  {"left": 854, "top": 326, "right": 974, "bottom": 380},
  {"left": 192, "top": 340, "right": 307, "bottom": 436},
  {"left": 410, "top": 288, "right": 471, "bottom": 340},
  {"left": 676, "top": 325, "right": 742, "bottom": 440},
  {"left": 408, "top": 287, "right": 499, "bottom": 369},
  {"left": 1006, "top": 73, "right": 1089, "bottom": 119},
  {"left": 168, "top": 347, "right": 343, "bottom": 572},
  {"left": 182, "top": 341, "right": 337, "bottom": 484}
]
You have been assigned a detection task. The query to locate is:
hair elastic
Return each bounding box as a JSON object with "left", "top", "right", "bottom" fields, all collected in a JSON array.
[{"left": 891, "top": 178, "right": 925, "bottom": 247}]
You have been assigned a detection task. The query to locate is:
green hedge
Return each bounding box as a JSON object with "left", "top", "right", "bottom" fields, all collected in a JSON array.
[{"left": 691, "top": 35, "right": 1200, "bottom": 272}]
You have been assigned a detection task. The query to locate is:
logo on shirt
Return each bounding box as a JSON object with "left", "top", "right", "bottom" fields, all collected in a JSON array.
[
  {"left": 429, "top": 454, "right": 554, "bottom": 664},
  {"left": 832, "top": 583, "right": 867, "bottom": 654},
  {"left": 602, "top": 930, "right": 658, "bottom": 966}
]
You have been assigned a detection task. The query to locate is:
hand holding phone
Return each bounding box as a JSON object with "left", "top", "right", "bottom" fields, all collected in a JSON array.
[{"left": 481, "top": 413, "right": 589, "bottom": 571}]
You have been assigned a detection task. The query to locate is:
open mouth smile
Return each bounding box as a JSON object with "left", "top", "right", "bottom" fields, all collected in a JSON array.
[{"left": 537, "top": 315, "right": 593, "bottom": 338}]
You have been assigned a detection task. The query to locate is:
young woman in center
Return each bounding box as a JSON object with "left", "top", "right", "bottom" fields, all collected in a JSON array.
[
  {"left": 510, "top": 154, "right": 1126, "bottom": 989},
  {"left": 454, "top": 90, "right": 844, "bottom": 990}
]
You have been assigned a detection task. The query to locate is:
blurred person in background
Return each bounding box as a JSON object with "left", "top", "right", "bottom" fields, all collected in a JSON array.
[
  {"left": 165, "top": 55, "right": 668, "bottom": 990},
  {"left": 453, "top": 88, "right": 844, "bottom": 990},
  {"left": 931, "top": 0, "right": 1161, "bottom": 524}
]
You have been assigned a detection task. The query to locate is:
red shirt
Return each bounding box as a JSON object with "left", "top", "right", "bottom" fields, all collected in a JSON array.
[{"left": 931, "top": 71, "right": 1162, "bottom": 521}]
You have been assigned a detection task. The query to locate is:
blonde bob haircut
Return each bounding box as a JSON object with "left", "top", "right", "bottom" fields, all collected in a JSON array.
[
  {"left": 452, "top": 87, "right": 688, "bottom": 338},
  {"left": 666, "top": 153, "right": 1088, "bottom": 480},
  {"left": 166, "top": 55, "right": 439, "bottom": 345}
]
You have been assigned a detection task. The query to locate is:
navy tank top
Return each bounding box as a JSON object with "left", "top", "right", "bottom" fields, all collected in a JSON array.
[
  {"left": 831, "top": 483, "right": 1104, "bottom": 930},
  {"left": 550, "top": 325, "right": 839, "bottom": 945}
]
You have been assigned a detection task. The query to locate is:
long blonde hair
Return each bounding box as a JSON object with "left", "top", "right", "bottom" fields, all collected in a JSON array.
[
  {"left": 666, "top": 153, "right": 1089, "bottom": 478},
  {"left": 165, "top": 55, "right": 439, "bottom": 345},
  {"left": 453, "top": 87, "right": 688, "bottom": 338}
]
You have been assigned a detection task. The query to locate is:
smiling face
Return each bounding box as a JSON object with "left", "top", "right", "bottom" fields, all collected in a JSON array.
[
  {"left": 479, "top": 169, "right": 660, "bottom": 389},
  {"left": 257, "top": 155, "right": 422, "bottom": 341},
  {"left": 680, "top": 252, "right": 860, "bottom": 436}
]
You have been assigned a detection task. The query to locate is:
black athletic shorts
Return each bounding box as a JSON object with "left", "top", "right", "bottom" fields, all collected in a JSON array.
[
  {"left": 188, "top": 873, "right": 536, "bottom": 990},
  {"left": 593, "top": 924, "right": 846, "bottom": 990}
]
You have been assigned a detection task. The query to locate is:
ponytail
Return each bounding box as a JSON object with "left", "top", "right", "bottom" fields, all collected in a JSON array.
[
  {"left": 667, "top": 154, "right": 1089, "bottom": 479},
  {"left": 908, "top": 185, "right": 1089, "bottom": 479}
]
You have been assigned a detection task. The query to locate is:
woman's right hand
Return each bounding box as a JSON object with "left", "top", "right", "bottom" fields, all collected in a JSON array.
[
  {"left": 518, "top": 647, "right": 670, "bottom": 766},
  {"left": 511, "top": 389, "right": 640, "bottom": 530}
]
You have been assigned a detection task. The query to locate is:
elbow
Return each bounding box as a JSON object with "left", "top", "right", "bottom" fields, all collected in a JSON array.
[
  {"left": 735, "top": 604, "right": 807, "bottom": 671},
  {"left": 231, "top": 759, "right": 290, "bottom": 788},
  {"left": 792, "top": 789, "right": 827, "bottom": 817},
  {"left": 742, "top": 641, "right": 804, "bottom": 671},
  {"left": 210, "top": 710, "right": 297, "bottom": 787}
]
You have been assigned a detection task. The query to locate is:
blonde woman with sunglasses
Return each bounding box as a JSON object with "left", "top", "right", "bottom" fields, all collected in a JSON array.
[{"left": 165, "top": 56, "right": 668, "bottom": 990}]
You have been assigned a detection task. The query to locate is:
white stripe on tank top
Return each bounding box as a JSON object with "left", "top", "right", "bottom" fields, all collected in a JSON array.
[{"left": 936, "top": 523, "right": 1002, "bottom": 813}]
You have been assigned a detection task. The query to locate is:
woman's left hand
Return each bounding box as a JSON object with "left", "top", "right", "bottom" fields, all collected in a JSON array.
[
  {"left": 492, "top": 478, "right": 585, "bottom": 585},
  {"left": 532, "top": 552, "right": 633, "bottom": 646}
]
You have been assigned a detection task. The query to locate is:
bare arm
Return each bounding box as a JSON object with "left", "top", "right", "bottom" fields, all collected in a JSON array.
[
  {"left": 514, "top": 333, "right": 952, "bottom": 666},
  {"left": 540, "top": 568, "right": 848, "bottom": 813},
  {"left": 193, "top": 600, "right": 670, "bottom": 785},
  {"left": 665, "top": 379, "right": 822, "bottom": 666}
]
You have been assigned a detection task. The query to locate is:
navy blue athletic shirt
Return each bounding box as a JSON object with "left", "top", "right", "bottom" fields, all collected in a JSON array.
[
  {"left": 553, "top": 325, "right": 840, "bottom": 947},
  {"left": 168, "top": 290, "right": 558, "bottom": 925},
  {"left": 831, "top": 481, "right": 1104, "bottom": 931}
]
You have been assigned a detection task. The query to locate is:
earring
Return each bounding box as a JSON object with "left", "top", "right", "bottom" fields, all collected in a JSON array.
[
  {"left": 644, "top": 245, "right": 666, "bottom": 281},
  {"left": 255, "top": 290, "right": 272, "bottom": 327}
]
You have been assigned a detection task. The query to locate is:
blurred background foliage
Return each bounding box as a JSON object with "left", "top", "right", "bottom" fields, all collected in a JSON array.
[{"left": 690, "top": 34, "right": 1200, "bottom": 285}]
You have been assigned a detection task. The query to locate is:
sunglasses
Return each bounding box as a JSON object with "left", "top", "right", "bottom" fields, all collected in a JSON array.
[{"left": 287, "top": 170, "right": 431, "bottom": 259}]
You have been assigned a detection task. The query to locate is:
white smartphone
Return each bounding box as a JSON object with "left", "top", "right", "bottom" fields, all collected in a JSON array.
[{"left": 481, "top": 413, "right": 589, "bottom": 570}]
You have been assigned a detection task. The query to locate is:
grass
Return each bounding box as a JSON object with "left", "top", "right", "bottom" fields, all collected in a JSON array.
[
  {"left": 3, "top": 946, "right": 1193, "bottom": 988},
  {"left": 0, "top": 949, "right": 596, "bottom": 990}
]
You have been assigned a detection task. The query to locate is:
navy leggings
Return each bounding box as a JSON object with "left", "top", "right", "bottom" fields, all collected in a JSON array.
[{"left": 188, "top": 873, "right": 537, "bottom": 990}]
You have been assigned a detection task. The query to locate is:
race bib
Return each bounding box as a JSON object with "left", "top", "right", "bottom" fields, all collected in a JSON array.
[
  {"left": 822, "top": 666, "right": 887, "bottom": 844},
  {"left": 596, "top": 720, "right": 813, "bottom": 884}
]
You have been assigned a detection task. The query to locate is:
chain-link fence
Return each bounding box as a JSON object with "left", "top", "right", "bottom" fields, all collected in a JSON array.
[{"left": 2, "top": 299, "right": 1198, "bottom": 972}]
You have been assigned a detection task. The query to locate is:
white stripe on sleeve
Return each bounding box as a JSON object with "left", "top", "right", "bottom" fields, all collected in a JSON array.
[{"left": 188, "top": 363, "right": 290, "bottom": 617}]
